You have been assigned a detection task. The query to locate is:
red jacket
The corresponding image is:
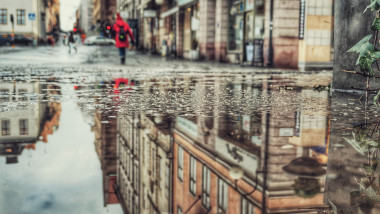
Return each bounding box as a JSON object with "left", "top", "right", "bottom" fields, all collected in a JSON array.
[{"left": 113, "top": 14, "right": 134, "bottom": 48}]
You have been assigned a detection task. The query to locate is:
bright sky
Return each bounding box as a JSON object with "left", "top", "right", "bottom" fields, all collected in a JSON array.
[{"left": 60, "top": 0, "right": 80, "bottom": 31}]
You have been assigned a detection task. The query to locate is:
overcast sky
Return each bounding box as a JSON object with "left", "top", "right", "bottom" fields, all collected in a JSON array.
[{"left": 60, "top": 0, "right": 80, "bottom": 31}]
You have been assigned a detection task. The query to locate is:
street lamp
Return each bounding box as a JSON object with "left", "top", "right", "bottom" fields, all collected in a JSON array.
[{"left": 229, "top": 166, "right": 264, "bottom": 196}]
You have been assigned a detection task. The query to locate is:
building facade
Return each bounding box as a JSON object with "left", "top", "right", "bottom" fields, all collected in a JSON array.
[
  {"left": 0, "top": 0, "right": 60, "bottom": 44},
  {"left": 113, "top": 0, "right": 333, "bottom": 69}
]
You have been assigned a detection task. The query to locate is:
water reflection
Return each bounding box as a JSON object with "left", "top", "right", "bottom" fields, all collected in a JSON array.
[
  {"left": 1, "top": 72, "right": 334, "bottom": 213},
  {"left": 0, "top": 81, "right": 61, "bottom": 164},
  {"left": 79, "top": 74, "right": 332, "bottom": 213}
]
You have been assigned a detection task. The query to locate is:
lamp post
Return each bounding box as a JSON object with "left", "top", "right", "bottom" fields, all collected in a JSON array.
[{"left": 229, "top": 166, "right": 264, "bottom": 196}]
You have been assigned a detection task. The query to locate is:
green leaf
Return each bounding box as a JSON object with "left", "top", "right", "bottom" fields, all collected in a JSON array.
[
  {"left": 328, "top": 200, "right": 338, "bottom": 214},
  {"left": 348, "top": 35, "right": 373, "bottom": 53},
  {"left": 344, "top": 137, "right": 366, "bottom": 156},
  {"left": 372, "top": 18, "right": 380, "bottom": 30},
  {"left": 374, "top": 90, "right": 380, "bottom": 107},
  {"left": 364, "top": 0, "right": 380, "bottom": 13},
  {"left": 359, "top": 56, "right": 376, "bottom": 76}
]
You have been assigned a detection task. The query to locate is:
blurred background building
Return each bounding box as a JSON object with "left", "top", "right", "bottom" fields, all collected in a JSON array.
[{"left": 0, "top": 0, "right": 60, "bottom": 44}]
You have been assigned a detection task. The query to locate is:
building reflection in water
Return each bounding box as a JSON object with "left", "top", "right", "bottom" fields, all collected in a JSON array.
[
  {"left": 0, "top": 80, "right": 61, "bottom": 164},
  {"left": 92, "top": 74, "right": 333, "bottom": 213}
]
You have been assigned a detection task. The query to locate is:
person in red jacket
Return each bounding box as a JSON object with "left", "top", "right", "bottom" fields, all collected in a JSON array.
[{"left": 113, "top": 13, "right": 135, "bottom": 65}]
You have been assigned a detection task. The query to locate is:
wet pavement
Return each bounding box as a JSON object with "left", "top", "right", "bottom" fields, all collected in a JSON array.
[{"left": 0, "top": 45, "right": 371, "bottom": 214}]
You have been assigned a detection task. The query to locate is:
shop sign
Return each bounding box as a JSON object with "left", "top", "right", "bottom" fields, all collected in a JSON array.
[
  {"left": 245, "top": 0, "right": 254, "bottom": 11},
  {"left": 215, "top": 138, "right": 258, "bottom": 177},
  {"left": 120, "top": 11, "right": 129, "bottom": 19},
  {"left": 279, "top": 128, "right": 294, "bottom": 137},
  {"left": 176, "top": 116, "right": 198, "bottom": 140},
  {"left": 160, "top": 7, "right": 179, "bottom": 18},
  {"left": 191, "top": 17, "right": 199, "bottom": 31},
  {"left": 299, "top": 0, "right": 306, "bottom": 39},
  {"left": 178, "top": 0, "right": 194, "bottom": 6},
  {"left": 242, "top": 115, "right": 250, "bottom": 132},
  {"left": 144, "top": 10, "right": 157, "bottom": 18}
]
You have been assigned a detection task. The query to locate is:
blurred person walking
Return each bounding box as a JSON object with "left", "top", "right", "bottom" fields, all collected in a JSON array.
[
  {"left": 68, "top": 31, "right": 77, "bottom": 54},
  {"left": 113, "top": 13, "right": 135, "bottom": 65}
]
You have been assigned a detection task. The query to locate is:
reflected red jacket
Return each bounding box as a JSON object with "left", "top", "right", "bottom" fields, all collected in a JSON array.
[{"left": 113, "top": 14, "right": 134, "bottom": 48}]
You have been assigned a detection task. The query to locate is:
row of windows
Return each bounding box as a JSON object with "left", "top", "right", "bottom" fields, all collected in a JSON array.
[
  {"left": 0, "top": 9, "right": 26, "bottom": 25},
  {"left": 177, "top": 145, "right": 255, "bottom": 214},
  {"left": 0, "top": 89, "right": 29, "bottom": 102},
  {"left": 1, "top": 119, "right": 28, "bottom": 136}
]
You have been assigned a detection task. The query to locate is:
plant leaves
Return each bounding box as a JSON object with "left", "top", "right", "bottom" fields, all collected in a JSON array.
[
  {"left": 374, "top": 90, "right": 380, "bottom": 107},
  {"left": 348, "top": 35, "right": 372, "bottom": 53},
  {"left": 364, "top": 0, "right": 380, "bottom": 13},
  {"left": 372, "top": 18, "right": 380, "bottom": 30},
  {"left": 344, "top": 137, "right": 366, "bottom": 156},
  {"left": 328, "top": 199, "right": 338, "bottom": 214},
  {"left": 359, "top": 56, "right": 376, "bottom": 76}
]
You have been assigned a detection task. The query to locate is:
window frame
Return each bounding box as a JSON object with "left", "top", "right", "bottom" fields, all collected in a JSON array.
[
  {"left": 241, "top": 197, "right": 255, "bottom": 214},
  {"left": 218, "top": 179, "right": 228, "bottom": 214},
  {"left": 202, "top": 165, "right": 211, "bottom": 209},
  {"left": 177, "top": 145, "right": 184, "bottom": 181},
  {"left": 19, "top": 119, "right": 28, "bottom": 135},
  {"left": 2, "top": 119, "right": 10, "bottom": 136},
  {"left": 16, "top": 9, "right": 26, "bottom": 25},
  {"left": 189, "top": 155, "right": 197, "bottom": 196},
  {"left": 0, "top": 9, "right": 7, "bottom": 25}
]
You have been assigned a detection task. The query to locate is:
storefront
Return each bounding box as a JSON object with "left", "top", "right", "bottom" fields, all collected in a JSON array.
[
  {"left": 227, "top": 0, "right": 264, "bottom": 64},
  {"left": 178, "top": 0, "right": 199, "bottom": 60},
  {"left": 160, "top": 6, "right": 178, "bottom": 57}
]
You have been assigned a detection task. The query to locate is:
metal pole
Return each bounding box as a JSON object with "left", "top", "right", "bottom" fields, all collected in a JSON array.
[{"left": 267, "top": 0, "right": 274, "bottom": 67}]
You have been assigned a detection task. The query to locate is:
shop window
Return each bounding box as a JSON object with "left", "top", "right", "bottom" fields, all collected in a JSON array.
[
  {"left": 0, "top": 9, "right": 7, "bottom": 24},
  {"left": 228, "top": 0, "right": 244, "bottom": 51},
  {"left": 17, "top": 10, "right": 25, "bottom": 25}
]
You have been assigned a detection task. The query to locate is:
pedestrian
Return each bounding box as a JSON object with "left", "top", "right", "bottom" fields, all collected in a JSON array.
[
  {"left": 113, "top": 13, "right": 135, "bottom": 65},
  {"left": 68, "top": 31, "right": 77, "bottom": 54}
]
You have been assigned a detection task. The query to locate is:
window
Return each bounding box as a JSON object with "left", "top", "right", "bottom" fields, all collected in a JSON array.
[
  {"left": 202, "top": 166, "right": 211, "bottom": 209},
  {"left": 190, "top": 156, "right": 196, "bottom": 195},
  {"left": 241, "top": 197, "right": 254, "bottom": 214},
  {"left": 178, "top": 146, "right": 184, "bottom": 181},
  {"left": 218, "top": 179, "right": 228, "bottom": 214},
  {"left": 228, "top": 0, "right": 243, "bottom": 51},
  {"left": 18, "top": 89, "right": 27, "bottom": 101},
  {"left": 19, "top": 119, "right": 28, "bottom": 135},
  {"left": 0, "top": 9, "right": 6, "bottom": 24},
  {"left": 157, "top": 156, "right": 162, "bottom": 186},
  {"left": 2, "top": 120, "right": 10, "bottom": 136},
  {"left": 177, "top": 206, "right": 183, "bottom": 214},
  {"left": 0, "top": 89, "right": 10, "bottom": 102},
  {"left": 17, "top": 10, "right": 25, "bottom": 25},
  {"left": 165, "top": 164, "right": 170, "bottom": 198}
]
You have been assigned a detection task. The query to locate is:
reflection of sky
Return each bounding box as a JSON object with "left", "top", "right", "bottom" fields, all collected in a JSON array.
[
  {"left": 60, "top": 0, "right": 80, "bottom": 31},
  {"left": 0, "top": 85, "right": 123, "bottom": 214}
]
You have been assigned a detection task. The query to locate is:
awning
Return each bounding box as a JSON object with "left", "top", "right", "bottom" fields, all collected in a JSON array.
[{"left": 160, "top": 7, "right": 179, "bottom": 18}]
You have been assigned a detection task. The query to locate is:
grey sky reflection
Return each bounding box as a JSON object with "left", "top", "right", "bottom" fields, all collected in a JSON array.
[{"left": 0, "top": 86, "right": 123, "bottom": 214}]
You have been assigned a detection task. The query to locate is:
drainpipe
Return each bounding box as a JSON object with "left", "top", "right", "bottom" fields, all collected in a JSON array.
[{"left": 267, "top": 0, "right": 274, "bottom": 67}]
